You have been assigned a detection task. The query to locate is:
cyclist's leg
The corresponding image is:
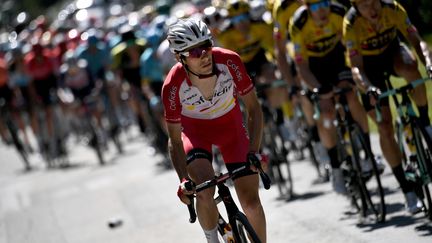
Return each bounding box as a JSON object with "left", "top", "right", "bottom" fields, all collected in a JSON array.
[
  {"left": 393, "top": 43, "right": 430, "bottom": 126},
  {"left": 367, "top": 106, "right": 401, "bottom": 168},
  {"left": 218, "top": 112, "right": 266, "bottom": 242},
  {"left": 185, "top": 149, "right": 220, "bottom": 242},
  {"left": 233, "top": 172, "right": 266, "bottom": 243},
  {"left": 338, "top": 81, "right": 369, "bottom": 134}
]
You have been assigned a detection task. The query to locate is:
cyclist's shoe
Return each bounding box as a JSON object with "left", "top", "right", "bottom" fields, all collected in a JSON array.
[
  {"left": 360, "top": 155, "right": 385, "bottom": 177},
  {"left": 313, "top": 141, "right": 330, "bottom": 164},
  {"left": 404, "top": 191, "right": 423, "bottom": 215},
  {"left": 331, "top": 168, "right": 348, "bottom": 195}
]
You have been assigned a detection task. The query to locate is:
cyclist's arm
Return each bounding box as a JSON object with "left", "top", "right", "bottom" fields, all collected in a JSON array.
[
  {"left": 274, "top": 32, "right": 296, "bottom": 87},
  {"left": 296, "top": 61, "right": 320, "bottom": 90},
  {"left": 406, "top": 31, "right": 432, "bottom": 69},
  {"left": 240, "top": 89, "right": 263, "bottom": 152},
  {"left": 166, "top": 122, "right": 189, "bottom": 181},
  {"left": 349, "top": 53, "right": 372, "bottom": 93}
]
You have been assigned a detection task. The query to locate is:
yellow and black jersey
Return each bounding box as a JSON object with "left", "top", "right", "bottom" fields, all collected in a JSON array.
[
  {"left": 273, "top": 0, "right": 303, "bottom": 41},
  {"left": 217, "top": 19, "right": 275, "bottom": 64},
  {"left": 289, "top": 2, "right": 346, "bottom": 63},
  {"left": 343, "top": 0, "right": 417, "bottom": 58}
]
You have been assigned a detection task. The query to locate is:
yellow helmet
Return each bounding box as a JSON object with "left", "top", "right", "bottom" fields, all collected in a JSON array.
[
  {"left": 226, "top": 0, "right": 250, "bottom": 17},
  {"left": 304, "top": 0, "right": 327, "bottom": 3}
]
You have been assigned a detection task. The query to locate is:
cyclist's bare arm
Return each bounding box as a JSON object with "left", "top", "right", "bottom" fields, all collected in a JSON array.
[
  {"left": 349, "top": 53, "right": 373, "bottom": 93},
  {"left": 296, "top": 61, "right": 321, "bottom": 90},
  {"left": 166, "top": 122, "right": 189, "bottom": 181},
  {"left": 240, "top": 89, "right": 263, "bottom": 152},
  {"left": 275, "top": 36, "right": 296, "bottom": 87},
  {"left": 406, "top": 31, "right": 432, "bottom": 68}
]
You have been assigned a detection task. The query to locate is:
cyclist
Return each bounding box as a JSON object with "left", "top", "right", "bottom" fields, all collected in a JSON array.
[
  {"left": 111, "top": 26, "right": 149, "bottom": 134},
  {"left": 218, "top": 0, "right": 291, "bottom": 159},
  {"left": 272, "top": 0, "right": 330, "bottom": 172},
  {"left": 343, "top": 0, "right": 431, "bottom": 214},
  {"left": 24, "top": 41, "right": 59, "bottom": 158},
  {"left": 6, "top": 43, "right": 35, "bottom": 152},
  {"left": 162, "top": 18, "right": 266, "bottom": 242},
  {"left": 289, "top": 0, "right": 371, "bottom": 194},
  {"left": 0, "top": 56, "right": 13, "bottom": 143}
]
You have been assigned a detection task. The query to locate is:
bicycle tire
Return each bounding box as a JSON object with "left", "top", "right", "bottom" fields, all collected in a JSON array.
[
  {"left": 231, "top": 212, "right": 261, "bottom": 243},
  {"left": 7, "top": 120, "right": 31, "bottom": 169},
  {"left": 88, "top": 121, "right": 105, "bottom": 165},
  {"left": 266, "top": 123, "right": 293, "bottom": 199},
  {"left": 412, "top": 120, "right": 432, "bottom": 220},
  {"left": 349, "top": 126, "right": 386, "bottom": 223}
]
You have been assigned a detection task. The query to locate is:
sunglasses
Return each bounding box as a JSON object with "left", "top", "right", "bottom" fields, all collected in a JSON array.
[
  {"left": 308, "top": 0, "right": 330, "bottom": 12},
  {"left": 231, "top": 14, "right": 249, "bottom": 25},
  {"left": 181, "top": 41, "right": 213, "bottom": 58}
]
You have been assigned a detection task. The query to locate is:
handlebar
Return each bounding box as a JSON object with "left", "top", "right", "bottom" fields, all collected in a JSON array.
[
  {"left": 186, "top": 162, "right": 271, "bottom": 224},
  {"left": 374, "top": 78, "right": 430, "bottom": 122}
]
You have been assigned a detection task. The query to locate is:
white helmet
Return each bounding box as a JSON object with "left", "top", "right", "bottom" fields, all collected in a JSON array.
[{"left": 167, "top": 18, "right": 212, "bottom": 53}]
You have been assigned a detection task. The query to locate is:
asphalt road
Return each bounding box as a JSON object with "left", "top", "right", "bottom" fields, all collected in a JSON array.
[{"left": 0, "top": 129, "right": 431, "bottom": 243}]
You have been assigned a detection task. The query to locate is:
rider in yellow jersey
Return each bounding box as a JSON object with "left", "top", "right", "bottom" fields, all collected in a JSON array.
[
  {"left": 289, "top": 0, "right": 370, "bottom": 194},
  {"left": 273, "top": 0, "right": 303, "bottom": 87},
  {"left": 217, "top": 0, "right": 275, "bottom": 82},
  {"left": 343, "top": 0, "right": 432, "bottom": 214}
]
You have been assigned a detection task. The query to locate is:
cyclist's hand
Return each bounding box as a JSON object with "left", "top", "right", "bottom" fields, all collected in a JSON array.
[
  {"left": 247, "top": 152, "right": 268, "bottom": 172},
  {"left": 177, "top": 177, "right": 195, "bottom": 205},
  {"left": 366, "top": 86, "right": 381, "bottom": 106},
  {"left": 312, "top": 87, "right": 333, "bottom": 100}
]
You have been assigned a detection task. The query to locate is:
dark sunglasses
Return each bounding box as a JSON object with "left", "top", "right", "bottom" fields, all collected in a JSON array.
[
  {"left": 308, "top": 0, "right": 330, "bottom": 12},
  {"left": 181, "top": 41, "right": 213, "bottom": 58}
]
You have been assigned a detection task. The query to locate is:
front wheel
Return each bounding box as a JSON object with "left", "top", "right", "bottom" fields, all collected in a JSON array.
[
  {"left": 412, "top": 120, "right": 432, "bottom": 220},
  {"left": 231, "top": 212, "right": 261, "bottom": 243},
  {"left": 349, "top": 126, "right": 386, "bottom": 223}
]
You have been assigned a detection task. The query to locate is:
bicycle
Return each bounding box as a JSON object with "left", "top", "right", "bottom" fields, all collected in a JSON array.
[
  {"left": 0, "top": 98, "right": 31, "bottom": 170},
  {"left": 312, "top": 87, "right": 386, "bottom": 223},
  {"left": 260, "top": 99, "right": 294, "bottom": 200},
  {"left": 186, "top": 161, "right": 271, "bottom": 243},
  {"left": 376, "top": 77, "right": 432, "bottom": 220},
  {"left": 74, "top": 94, "right": 106, "bottom": 165},
  {"left": 298, "top": 89, "right": 331, "bottom": 183}
]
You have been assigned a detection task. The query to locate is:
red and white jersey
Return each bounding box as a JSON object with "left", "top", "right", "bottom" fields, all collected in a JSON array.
[{"left": 162, "top": 47, "right": 253, "bottom": 123}]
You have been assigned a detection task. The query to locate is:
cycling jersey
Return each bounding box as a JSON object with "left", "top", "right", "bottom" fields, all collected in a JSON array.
[
  {"left": 343, "top": 0, "right": 416, "bottom": 59},
  {"left": 140, "top": 47, "right": 164, "bottom": 83},
  {"left": 217, "top": 19, "right": 275, "bottom": 64},
  {"left": 162, "top": 47, "right": 253, "bottom": 122},
  {"left": 24, "top": 52, "right": 56, "bottom": 81},
  {"left": 162, "top": 47, "right": 253, "bottom": 164},
  {"left": 273, "top": 0, "right": 303, "bottom": 41},
  {"left": 289, "top": 3, "right": 346, "bottom": 62},
  {"left": 76, "top": 44, "right": 112, "bottom": 79}
]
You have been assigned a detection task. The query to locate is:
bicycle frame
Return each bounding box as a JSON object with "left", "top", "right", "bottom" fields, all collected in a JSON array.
[{"left": 377, "top": 78, "right": 432, "bottom": 184}]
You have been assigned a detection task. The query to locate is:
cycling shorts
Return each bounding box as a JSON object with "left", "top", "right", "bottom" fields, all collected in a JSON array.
[
  {"left": 0, "top": 85, "right": 13, "bottom": 104},
  {"left": 33, "top": 74, "right": 58, "bottom": 106},
  {"left": 122, "top": 67, "right": 142, "bottom": 89},
  {"left": 309, "top": 42, "right": 353, "bottom": 94},
  {"left": 244, "top": 48, "right": 271, "bottom": 84},
  {"left": 182, "top": 105, "right": 250, "bottom": 166},
  {"left": 359, "top": 40, "right": 407, "bottom": 111},
  {"left": 186, "top": 148, "right": 256, "bottom": 180}
]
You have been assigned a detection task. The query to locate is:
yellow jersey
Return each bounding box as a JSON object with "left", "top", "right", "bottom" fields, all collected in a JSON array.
[
  {"left": 273, "top": 0, "right": 303, "bottom": 41},
  {"left": 343, "top": 0, "right": 417, "bottom": 59},
  {"left": 289, "top": 3, "right": 346, "bottom": 63},
  {"left": 217, "top": 19, "right": 275, "bottom": 63}
]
